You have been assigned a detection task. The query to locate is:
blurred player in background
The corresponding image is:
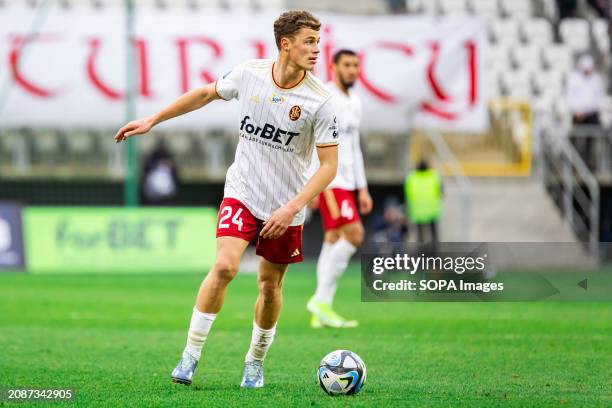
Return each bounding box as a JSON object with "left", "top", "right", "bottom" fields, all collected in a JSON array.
[
  {"left": 114, "top": 10, "right": 338, "bottom": 389},
  {"left": 307, "top": 49, "right": 372, "bottom": 328}
]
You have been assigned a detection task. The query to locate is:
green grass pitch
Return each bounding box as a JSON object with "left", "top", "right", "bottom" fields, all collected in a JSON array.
[{"left": 1, "top": 263, "right": 611, "bottom": 407}]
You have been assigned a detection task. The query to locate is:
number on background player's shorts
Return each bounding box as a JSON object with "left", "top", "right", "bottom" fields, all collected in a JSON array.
[
  {"left": 319, "top": 189, "right": 360, "bottom": 231},
  {"left": 216, "top": 197, "right": 304, "bottom": 264}
]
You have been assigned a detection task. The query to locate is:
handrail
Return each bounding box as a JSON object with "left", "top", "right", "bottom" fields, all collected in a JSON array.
[
  {"left": 423, "top": 128, "right": 472, "bottom": 241},
  {"left": 540, "top": 125, "right": 600, "bottom": 261}
]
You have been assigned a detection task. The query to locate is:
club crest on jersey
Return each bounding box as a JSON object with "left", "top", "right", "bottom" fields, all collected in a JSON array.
[
  {"left": 289, "top": 105, "right": 301, "bottom": 121},
  {"left": 268, "top": 93, "right": 285, "bottom": 104}
]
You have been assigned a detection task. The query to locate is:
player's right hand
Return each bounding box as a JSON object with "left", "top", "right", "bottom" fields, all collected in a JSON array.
[{"left": 114, "top": 117, "right": 154, "bottom": 143}]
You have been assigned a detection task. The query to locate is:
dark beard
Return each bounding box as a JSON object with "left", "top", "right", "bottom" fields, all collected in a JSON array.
[{"left": 340, "top": 78, "right": 355, "bottom": 89}]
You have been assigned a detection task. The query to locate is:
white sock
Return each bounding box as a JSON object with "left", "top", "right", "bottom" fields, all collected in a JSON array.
[
  {"left": 245, "top": 321, "right": 276, "bottom": 363},
  {"left": 314, "top": 239, "right": 356, "bottom": 305},
  {"left": 313, "top": 242, "right": 333, "bottom": 302},
  {"left": 183, "top": 307, "right": 217, "bottom": 361}
]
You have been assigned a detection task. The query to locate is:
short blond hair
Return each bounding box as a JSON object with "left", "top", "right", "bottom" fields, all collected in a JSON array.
[{"left": 273, "top": 10, "right": 321, "bottom": 50}]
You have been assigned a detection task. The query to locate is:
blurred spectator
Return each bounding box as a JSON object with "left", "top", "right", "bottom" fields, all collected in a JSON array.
[
  {"left": 404, "top": 159, "right": 442, "bottom": 244},
  {"left": 371, "top": 196, "right": 408, "bottom": 244},
  {"left": 567, "top": 54, "right": 605, "bottom": 125},
  {"left": 566, "top": 54, "right": 606, "bottom": 167},
  {"left": 140, "top": 140, "right": 180, "bottom": 205}
]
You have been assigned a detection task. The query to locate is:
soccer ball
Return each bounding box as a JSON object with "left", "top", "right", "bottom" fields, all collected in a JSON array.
[{"left": 318, "top": 350, "right": 366, "bottom": 396}]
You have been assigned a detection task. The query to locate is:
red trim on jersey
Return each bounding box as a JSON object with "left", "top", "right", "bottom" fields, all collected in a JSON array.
[{"left": 271, "top": 62, "right": 307, "bottom": 90}]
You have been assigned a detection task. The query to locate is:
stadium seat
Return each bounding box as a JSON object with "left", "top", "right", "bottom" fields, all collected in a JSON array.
[
  {"left": 500, "top": 69, "right": 532, "bottom": 99},
  {"left": 487, "top": 44, "right": 511, "bottom": 72},
  {"left": 489, "top": 19, "right": 520, "bottom": 46},
  {"left": 551, "top": 98, "right": 572, "bottom": 132},
  {"left": 32, "top": 130, "right": 61, "bottom": 164},
  {"left": 0, "top": 130, "right": 31, "bottom": 170},
  {"left": 485, "top": 69, "right": 502, "bottom": 98},
  {"left": 532, "top": 94, "right": 555, "bottom": 114},
  {"left": 542, "top": 44, "right": 574, "bottom": 72},
  {"left": 257, "top": 0, "right": 283, "bottom": 10},
  {"left": 468, "top": 0, "right": 500, "bottom": 20},
  {"left": 539, "top": 0, "right": 559, "bottom": 21},
  {"left": 511, "top": 44, "right": 542, "bottom": 72},
  {"left": 415, "top": 0, "right": 437, "bottom": 15},
  {"left": 559, "top": 19, "right": 590, "bottom": 53},
  {"left": 405, "top": 0, "right": 420, "bottom": 13},
  {"left": 436, "top": 0, "right": 468, "bottom": 15},
  {"left": 64, "top": 130, "right": 96, "bottom": 165},
  {"left": 592, "top": 18, "right": 610, "bottom": 54},
  {"left": 499, "top": 0, "right": 532, "bottom": 19},
  {"left": 532, "top": 69, "right": 565, "bottom": 97},
  {"left": 166, "top": 132, "right": 194, "bottom": 157},
  {"left": 520, "top": 18, "right": 554, "bottom": 46},
  {"left": 221, "top": 0, "right": 255, "bottom": 11}
]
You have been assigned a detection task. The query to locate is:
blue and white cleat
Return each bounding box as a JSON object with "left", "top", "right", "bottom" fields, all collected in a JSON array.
[
  {"left": 240, "top": 360, "right": 264, "bottom": 388},
  {"left": 171, "top": 353, "right": 198, "bottom": 386}
]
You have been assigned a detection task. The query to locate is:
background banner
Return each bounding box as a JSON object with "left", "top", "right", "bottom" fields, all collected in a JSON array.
[
  {"left": 22, "top": 207, "right": 217, "bottom": 274},
  {"left": 0, "top": 8, "right": 487, "bottom": 132},
  {"left": 0, "top": 202, "right": 25, "bottom": 271}
]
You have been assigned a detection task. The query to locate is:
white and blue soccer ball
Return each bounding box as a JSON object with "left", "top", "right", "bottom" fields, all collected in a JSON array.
[{"left": 318, "top": 350, "right": 366, "bottom": 396}]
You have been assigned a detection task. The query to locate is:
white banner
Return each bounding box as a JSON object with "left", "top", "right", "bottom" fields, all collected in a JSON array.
[{"left": 0, "top": 7, "right": 488, "bottom": 132}]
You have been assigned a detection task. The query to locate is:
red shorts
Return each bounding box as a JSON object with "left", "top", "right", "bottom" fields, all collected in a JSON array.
[
  {"left": 319, "top": 188, "right": 360, "bottom": 231},
  {"left": 215, "top": 197, "right": 304, "bottom": 264}
]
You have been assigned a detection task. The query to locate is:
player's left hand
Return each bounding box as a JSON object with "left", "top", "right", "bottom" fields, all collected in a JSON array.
[
  {"left": 358, "top": 189, "right": 373, "bottom": 215},
  {"left": 260, "top": 203, "right": 300, "bottom": 239}
]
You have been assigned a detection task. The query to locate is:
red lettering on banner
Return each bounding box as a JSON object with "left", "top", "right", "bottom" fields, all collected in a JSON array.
[
  {"left": 420, "top": 102, "right": 458, "bottom": 120},
  {"left": 466, "top": 40, "right": 477, "bottom": 105},
  {"left": 420, "top": 40, "right": 480, "bottom": 121},
  {"left": 137, "top": 39, "right": 152, "bottom": 98},
  {"left": 322, "top": 26, "right": 334, "bottom": 81},
  {"left": 9, "top": 35, "right": 60, "bottom": 98},
  {"left": 358, "top": 42, "right": 414, "bottom": 103},
  {"left": 86, "top": 38, "right": 122, "bottom": 100},
  {"left": 86, "top": 37, "right": 151, "bottom": 101},
  {"left": 251, "top": 40, "right": 267, "bottom": 59},
  {"left": 426, "top": 42, "right": 452, "bottom": 102},
  {"left": 176, "top": 37, "right": 222, "bottom": 93}
]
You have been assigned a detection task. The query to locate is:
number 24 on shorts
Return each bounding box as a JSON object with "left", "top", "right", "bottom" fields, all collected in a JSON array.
[{"left": 218, "top": 206, "right": 244, "bottom": 231}]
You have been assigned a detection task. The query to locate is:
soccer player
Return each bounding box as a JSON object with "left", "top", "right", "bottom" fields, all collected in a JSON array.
[
  {"left": 306, "top": 50, "right": 372, "bottom": 328},
  {"left": 114, "top": 11, "right": 338, "bottom": 388}
]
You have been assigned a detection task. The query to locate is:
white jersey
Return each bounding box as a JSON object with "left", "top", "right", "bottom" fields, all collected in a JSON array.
[
  {"left": 215, "top": 59, "right": 338, "bottom": 225},
  {"left": 309, "top": 82, "right": 367, "bottom": 191}
]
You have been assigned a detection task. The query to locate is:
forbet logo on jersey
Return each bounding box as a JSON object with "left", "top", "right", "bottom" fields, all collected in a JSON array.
[{"left": 239, "top": 115, "right": 299, "bottom": 146}]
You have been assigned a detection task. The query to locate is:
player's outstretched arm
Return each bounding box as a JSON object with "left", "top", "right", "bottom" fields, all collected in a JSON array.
[
  {"left": 114, "top": 82, "right": 221, "bottom": 143},
  {"left": 260, "top": 145, "right": 338, "bottom": 239}
]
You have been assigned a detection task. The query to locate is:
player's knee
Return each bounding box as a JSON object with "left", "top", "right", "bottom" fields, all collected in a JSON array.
[
  {"left": 325, "top": 230, "right": 341, "bottom": 244},
  {"left": 258, "top": 278, "right": 282, "bottom": 302},
  {"left": 345, "top": 223, "right": 365, "bottom": 246},
  {"left": 211, "top": 258, "right": 239, "bottom": 284}
]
